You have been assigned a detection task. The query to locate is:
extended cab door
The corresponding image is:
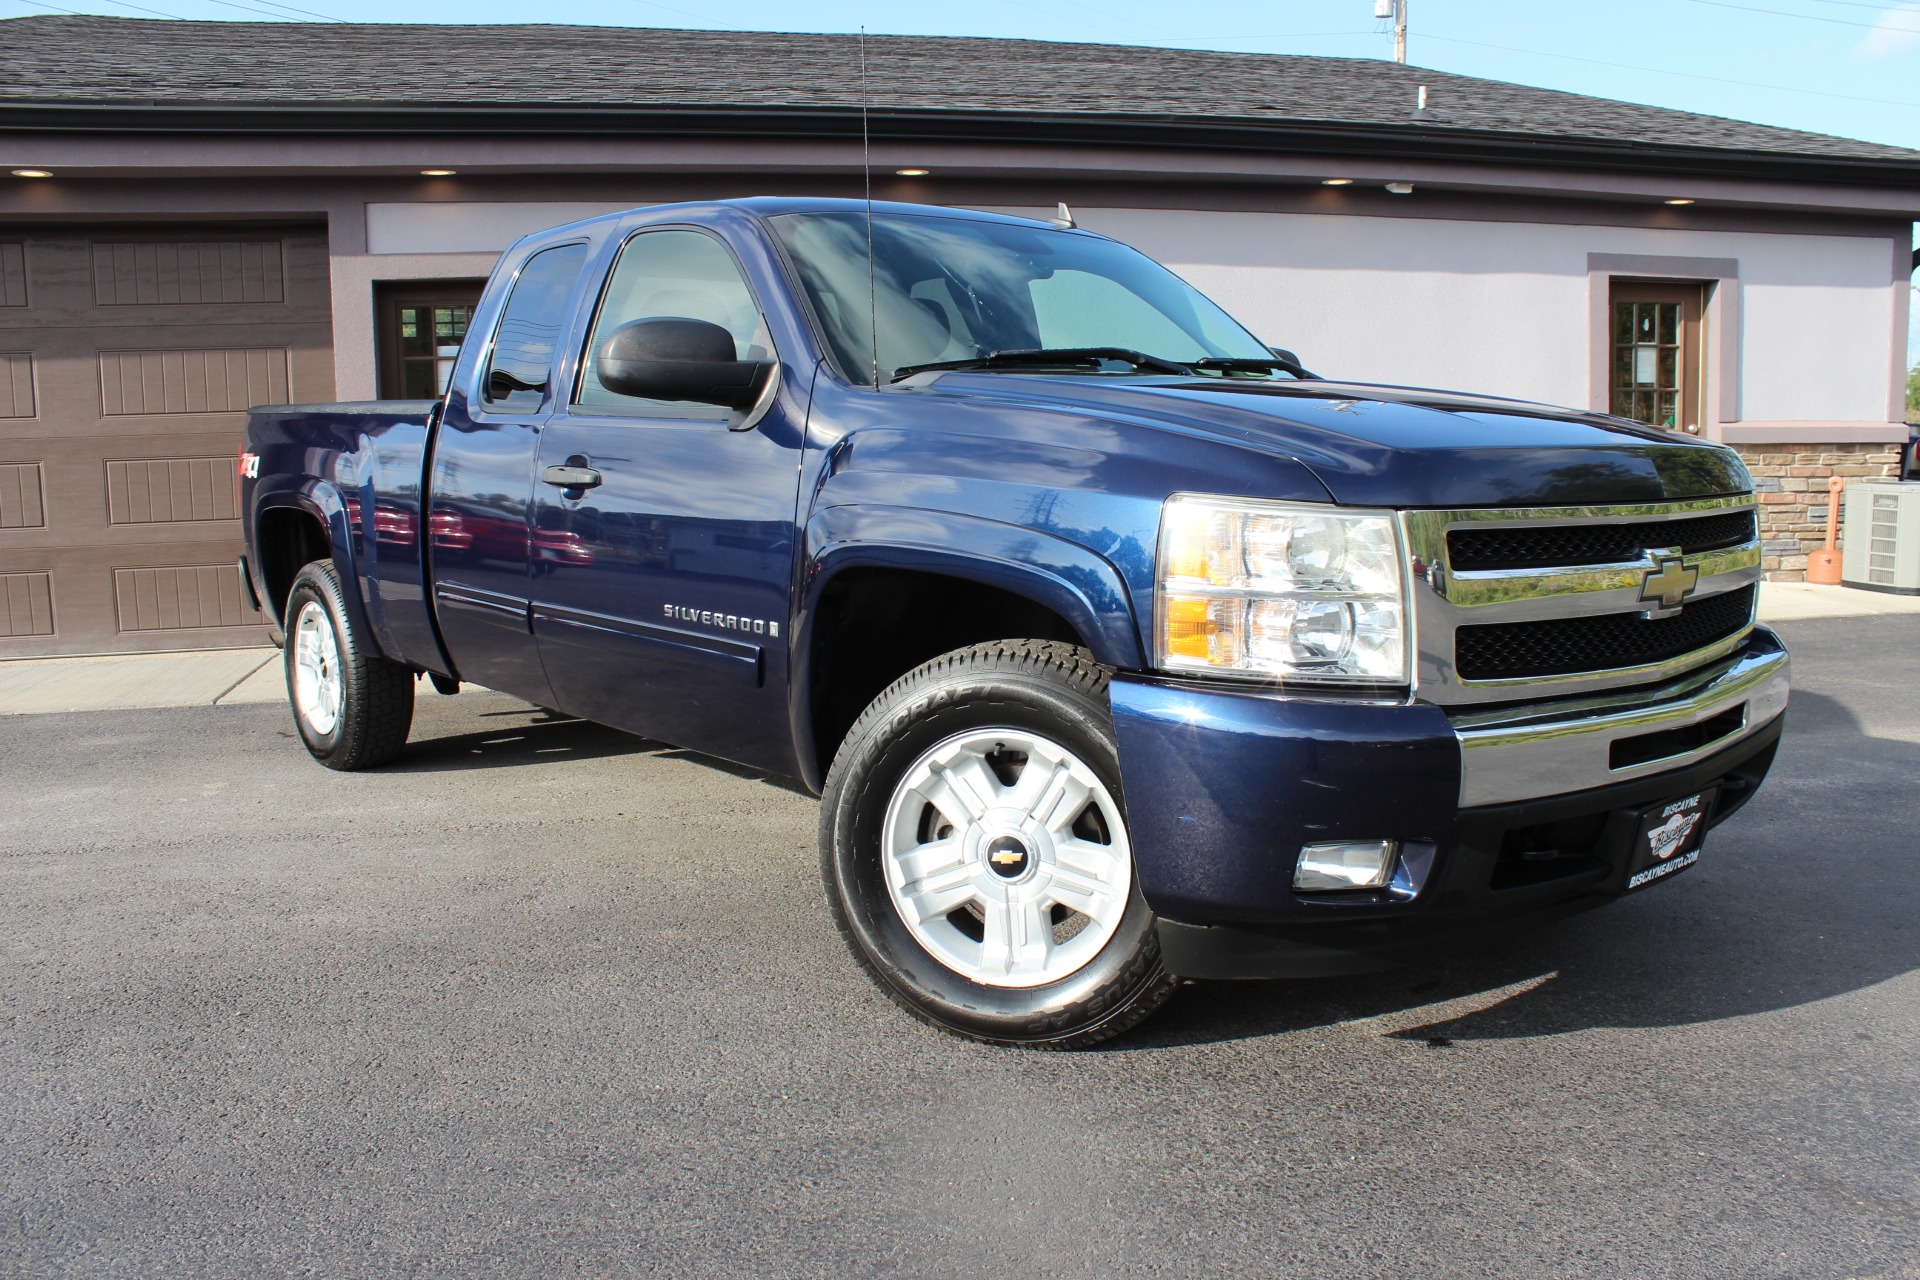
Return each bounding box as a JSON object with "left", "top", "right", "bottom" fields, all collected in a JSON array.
[
  {"left": 426, "top": 240, "right": 592, "bottom": 706},
  {"left": 529, "top": 226, "right": 804, "bottom": 773}
]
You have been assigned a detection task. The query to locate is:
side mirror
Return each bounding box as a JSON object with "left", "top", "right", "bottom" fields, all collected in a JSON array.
[{"left": 596, "top": 317, "right": 773, "bottom": 411}]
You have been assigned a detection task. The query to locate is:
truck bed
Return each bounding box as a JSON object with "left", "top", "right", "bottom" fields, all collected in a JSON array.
[{"left": 246, "top": 400, "right": 446, "bottom": 672}]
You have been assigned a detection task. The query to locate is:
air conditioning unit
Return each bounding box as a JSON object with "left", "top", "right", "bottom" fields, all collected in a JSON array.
[{"left": 1841, "top": 481, "right": 1920, "bottom": 595}]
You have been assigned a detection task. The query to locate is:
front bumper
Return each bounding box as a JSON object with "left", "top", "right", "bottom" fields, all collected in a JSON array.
[
  {"left": 1108, "top": 628, "right": 1787, "bottom": 980},
  {"left": 1451, "top": 631, "right": 1788, "bottom": 806}
]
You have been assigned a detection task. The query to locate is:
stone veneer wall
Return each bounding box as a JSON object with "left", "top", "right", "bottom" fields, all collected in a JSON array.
[{"left": 1730, "top": 442, "right": 1904, "bottom": 581}]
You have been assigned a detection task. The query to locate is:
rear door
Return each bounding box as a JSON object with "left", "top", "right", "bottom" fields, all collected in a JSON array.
[
  {"left": 426, "top": 240, "right": 591, "bottom": 705},
  {"left": 529, "top": 226, "right": 804, "bottom": 772}
]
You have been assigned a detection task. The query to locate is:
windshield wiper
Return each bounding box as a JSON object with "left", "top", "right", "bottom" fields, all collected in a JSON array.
[
  {"left": 890, "top": 347, "right": 1194, "bottom": 382},
  {"left": 1192, "top": 353, "right": 1318, "bottom": 380}
]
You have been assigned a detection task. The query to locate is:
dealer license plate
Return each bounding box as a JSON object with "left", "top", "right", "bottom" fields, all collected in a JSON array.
[{"left": 1623, "top": 788, "right": 1718, "bottom": 892}]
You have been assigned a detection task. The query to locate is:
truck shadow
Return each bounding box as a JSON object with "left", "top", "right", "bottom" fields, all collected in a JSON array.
[
  {"left": 1113, "top": 689, "right": 1920, "bottom": 1052},
  {"left": 385, "top": 708, "right": 661, "bottom": 772},
  {"left": 388, "top": 701, "right": 815, "bottom": 796}
]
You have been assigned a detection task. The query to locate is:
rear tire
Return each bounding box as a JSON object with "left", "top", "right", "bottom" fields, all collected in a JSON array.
[
  {"left": 283, "top": 559, "right": 414, "bottom": 770},
  {"left": 820, "top": 640, "right": 1175, "bottom": 1049}
]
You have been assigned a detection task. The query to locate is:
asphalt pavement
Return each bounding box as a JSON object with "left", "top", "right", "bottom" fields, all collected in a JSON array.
[{"left": 3, "top": 615, "right": 1918, "bottom": 1279}]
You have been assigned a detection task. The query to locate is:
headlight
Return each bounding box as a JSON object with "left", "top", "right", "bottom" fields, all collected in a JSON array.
[{"left": 1156, "top": 494, "right": 1408, "bottom": 683}]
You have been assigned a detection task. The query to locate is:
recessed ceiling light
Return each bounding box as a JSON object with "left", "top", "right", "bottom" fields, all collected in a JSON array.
[
  {"left": 1385, "top": 182, "right": 1415, "bottom": 195},
  {"left": 894, "top": 168, "right": 931, "bottom": 177},
  {"left": 420, "top": 168, "right": 457, "bottom": 177},
  {"left": 1664, "top": 198, "right": 1695, "bottom": 206},
  {"left": 11, "top": 169, "right": 52, "bottom": 178},
  {"left": 1321, "top": 178, "right": 1354, "bottom": 186}
]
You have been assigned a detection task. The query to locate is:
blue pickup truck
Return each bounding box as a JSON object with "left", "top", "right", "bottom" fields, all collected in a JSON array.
[{"left": 241, "top": 198, "right": 1788, "bottom": 1047}]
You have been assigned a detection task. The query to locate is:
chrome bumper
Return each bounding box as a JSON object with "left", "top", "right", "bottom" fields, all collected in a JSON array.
[{"left": 1450, "top": 629, "right": 1789, "bottom": 807}]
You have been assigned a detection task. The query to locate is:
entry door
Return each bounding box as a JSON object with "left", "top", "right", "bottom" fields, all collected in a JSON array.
[
  {"left": 529, "top": 227, "right": 802, "bottom": 772},
  {"left": 426, "top": 241, "right": 589, "bottom": 705},
  {"left": 375, "top": 279, "right": 486, "bottom": 399},
  {"left": 1610, "top": 280, "right": 1706, "bottom": 434}
]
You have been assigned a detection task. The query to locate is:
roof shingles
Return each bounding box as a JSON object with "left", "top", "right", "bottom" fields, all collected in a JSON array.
[{"left": 2, "top": 15, "right": 1915, "bottom": 163}]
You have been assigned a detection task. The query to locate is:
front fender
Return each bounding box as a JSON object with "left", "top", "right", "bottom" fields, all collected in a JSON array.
[
  {"left": 802, "top": 504, "right": 1143, "bottom": 666},
  {"left": 789, "top": 503, "right": 1146, "bottom": 790}
]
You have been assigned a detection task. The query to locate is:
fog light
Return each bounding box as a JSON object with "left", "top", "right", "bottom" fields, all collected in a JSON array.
[{"left": 1294, "top": 840, "right": 1399, "bottom": 892}]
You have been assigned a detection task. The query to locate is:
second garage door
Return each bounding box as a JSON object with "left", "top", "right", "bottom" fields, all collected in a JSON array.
[{"left": 0, "top": 224, "right": 333, "bottom": 657}]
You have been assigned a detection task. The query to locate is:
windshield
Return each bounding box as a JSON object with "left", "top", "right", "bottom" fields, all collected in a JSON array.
[{"left": 767, "top": 211, "right": 1276, "bottom": 383}]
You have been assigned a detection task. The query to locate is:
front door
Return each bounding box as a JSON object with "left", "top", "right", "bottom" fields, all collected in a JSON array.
[
  {"left": 1610, "top": 280, "right": 1707, "bottom": 435},
  {"left": 530, "top": 227, "right": 804, "bottom": 772},
  {"left": 426, "top": 240, "right": 590, "bottom": 704}
]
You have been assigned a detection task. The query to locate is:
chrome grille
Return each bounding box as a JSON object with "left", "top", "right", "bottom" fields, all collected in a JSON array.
[
  {"left": 1447, "top": 509, "right": 1756, "bottom": 572},
  {"left": 1455, "top": 584, "right": 1756, "bottom": 680},
  {"left": 1401, "top": 495, "right": 1762, "bottom": 706}
]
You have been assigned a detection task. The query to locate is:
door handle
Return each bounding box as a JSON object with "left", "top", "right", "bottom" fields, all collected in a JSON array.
[{"left": 542, "top": 465, "right": 602, "bottom": 489}]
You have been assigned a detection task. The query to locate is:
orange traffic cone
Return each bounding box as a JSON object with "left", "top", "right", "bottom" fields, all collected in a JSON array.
[{"left": 1806, "top": 474, "right": 1844, "bottom": 585}]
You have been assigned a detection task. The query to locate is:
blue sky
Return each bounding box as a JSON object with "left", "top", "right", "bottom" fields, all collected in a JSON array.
[{"left": 7, "top": 0, "right": 1918, "bottom": 362}]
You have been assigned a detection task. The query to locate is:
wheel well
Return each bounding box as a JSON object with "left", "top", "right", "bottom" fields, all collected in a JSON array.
[
  {"left": 257, "top": 506, "right": 332, "bottom": 624},
  {"left": 809, "top": 568, "right": 1088, "bottom": 772}
]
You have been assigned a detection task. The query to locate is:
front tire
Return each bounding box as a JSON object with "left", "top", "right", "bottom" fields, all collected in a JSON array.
[
  {"left": 283, "top": 560, "right": 414, "bottom": 770},
  {"left": 820, "top": 641, "right": 1175, "bottom": 1048}
]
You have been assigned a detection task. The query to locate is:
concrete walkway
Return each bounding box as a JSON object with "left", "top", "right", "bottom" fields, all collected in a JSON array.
[
  {"left": 0, "top": 643, "right": 478, "bottom": 716},
  {"left": 0, "top": 647, "right": 284, "bottom": 715},
  {"left": 1751, "top": 580, "right": 1920, "bottom": 622},
  {"left": 2, "top": 581, "right": 1915, "bottom": 715}
]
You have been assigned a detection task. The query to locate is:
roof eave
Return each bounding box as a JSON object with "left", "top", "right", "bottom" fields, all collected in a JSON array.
[{"left": 4, "top": 100, "right": 1920, "bottom": 187}]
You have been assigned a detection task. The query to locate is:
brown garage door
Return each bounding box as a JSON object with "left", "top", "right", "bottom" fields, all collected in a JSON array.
[{"left": 0, "top": 224, "right": 332, "bottom": 656}]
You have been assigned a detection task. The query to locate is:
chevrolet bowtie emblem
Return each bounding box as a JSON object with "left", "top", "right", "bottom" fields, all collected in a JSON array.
[{"left": 1638, "top": 551, "right": 1699, "bottom": 613}]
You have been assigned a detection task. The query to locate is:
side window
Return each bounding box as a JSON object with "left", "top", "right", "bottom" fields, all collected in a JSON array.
[
  {"left": 482, "top": 241, "right": 589, "bottom": 411},
  {"left": 575, "top": 229, "right": 772, "bottom": 419}
]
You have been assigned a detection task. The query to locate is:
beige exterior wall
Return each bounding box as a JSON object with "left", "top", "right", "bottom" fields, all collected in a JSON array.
[
  {"left": 337, "top": 193, "right": 1914, "bottom": 581},
  {"left": 1010, "top": 205, "right": 1905, "bottom": 437},
  {"left": 2, "top": 156, "right": 1911, "bottom": 617},
  {"left": 346, "top": 197, "right": 1910, "bottom": 443}
]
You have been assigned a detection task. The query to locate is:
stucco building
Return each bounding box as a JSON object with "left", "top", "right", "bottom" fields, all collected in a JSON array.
[{"left": 2, "top": 15, "right": 1917, "bottom": 655}]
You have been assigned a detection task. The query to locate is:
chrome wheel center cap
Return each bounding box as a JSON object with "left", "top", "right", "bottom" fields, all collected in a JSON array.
[{"left": 984, "top": 834, "right": 1032, "bottom": 881}]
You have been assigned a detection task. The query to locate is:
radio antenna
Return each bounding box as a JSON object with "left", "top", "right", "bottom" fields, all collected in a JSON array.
[{"left": 859, "top": 28, "right": 879, "bottom": 388}]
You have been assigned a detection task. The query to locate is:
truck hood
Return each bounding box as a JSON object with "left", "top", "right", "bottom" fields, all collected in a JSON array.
[{"left": 925, "top": 374, "right": 1750, "bottom": 508}]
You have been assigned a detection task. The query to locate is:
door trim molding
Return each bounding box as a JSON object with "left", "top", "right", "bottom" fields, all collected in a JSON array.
[
  {"left": 433, "top": 581, "right": 530, "bottom": 629},
  {"left": 532, "top": 599, "right": 763, "bottom": 686}
]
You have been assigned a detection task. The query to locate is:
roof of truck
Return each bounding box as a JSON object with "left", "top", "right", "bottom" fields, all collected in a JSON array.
[
  {"left": 3, "top": 16, "right": 1918, "bottom": 184},
  {"left": 530, "top": 198, "right": 1066, "bottom": 239}
]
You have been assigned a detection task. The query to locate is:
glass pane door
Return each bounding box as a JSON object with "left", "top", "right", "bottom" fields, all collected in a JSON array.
[
  {"left": 1608, "top": 281, "right": 1706, "bottom": 433},
  {"left": 398, "top": 303, "right": 473, "bottom": 398},
  {"left": 375, "top": 278, "right": 487, "bottom": 399}
]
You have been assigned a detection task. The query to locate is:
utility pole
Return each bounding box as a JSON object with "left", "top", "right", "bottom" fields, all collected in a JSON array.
[{"left": 1374, "top": 0, "right": 1408, "bottom": 63}]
